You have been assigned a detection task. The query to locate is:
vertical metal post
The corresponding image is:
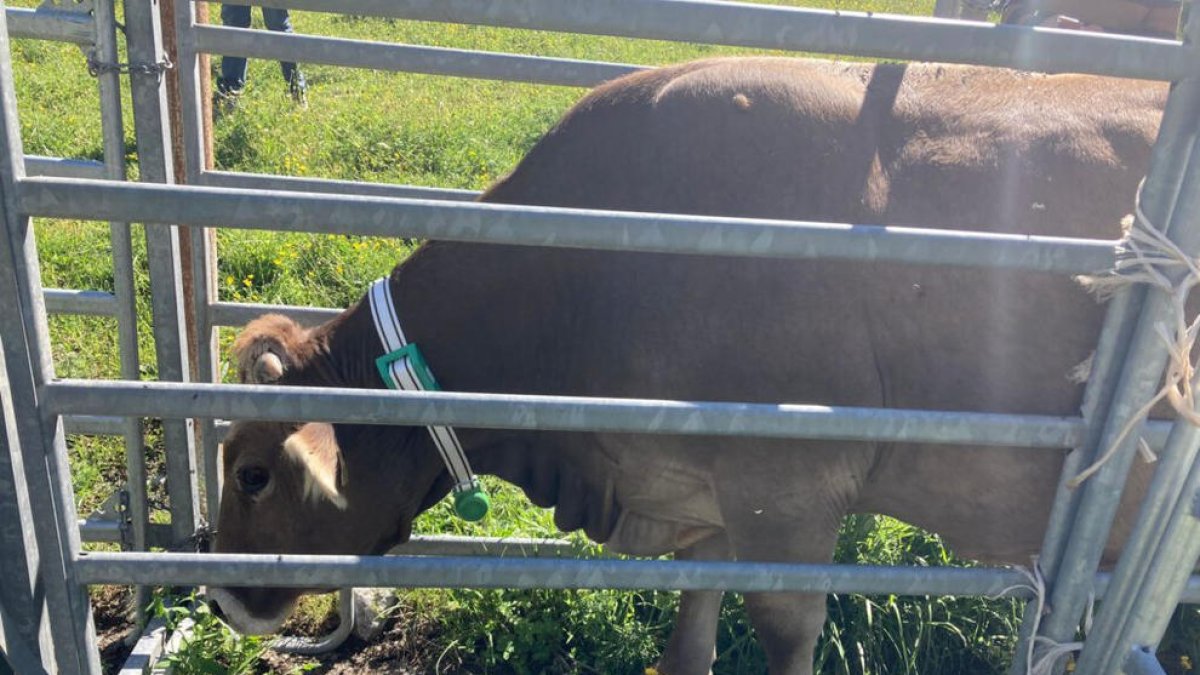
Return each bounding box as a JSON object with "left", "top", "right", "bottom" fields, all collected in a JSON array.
[
  {"left": 1007, "top": 292, "right": 1141, "bottom": 675},
  {"left": 0, "top": 7, "right": 100, "bottom": 673},
  {"left": 1011, "top": 8, "right": 1200, "bottom": 669},
  {"left": 92, "top": 0, "right": 150, "bottom": 625},
  {"left": 171, "top": 0, "right": 205, "bottom": 182},
  {"left": 172, "top": 0, "right": 221, "bottom": 520},
  {"left": 190, "top": 226, "right": 221, "bottom": 520},
  {"left": 1031, "top": 3, "right": 1200, "bottom": 668},
  {"left": 0, "top": 342, "right": 52, "bottom": 674},
  {"left": 1073, "top": 409, "right": 1200, "bottom": 672},
  {"left": 1122, "top": 475, "right": 1200, "bottom": 651},
  {"left": 123, "top": 0, "right": 201, "bottom": 545}
]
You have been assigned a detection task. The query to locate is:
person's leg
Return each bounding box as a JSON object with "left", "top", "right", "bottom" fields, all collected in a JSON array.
[
  {"left": 217, "top": 4, "right": 252, "bottom": 94},
  {"left": 263, "top": 7, "right": 306, "bottom": 96}
]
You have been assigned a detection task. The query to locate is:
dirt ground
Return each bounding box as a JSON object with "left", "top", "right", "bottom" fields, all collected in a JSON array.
[
  {"left": 92, "top": 587, "right": 138, "bottom": 674},
  {"left": 91, "top": 587, "right": 457, "bottom": 675}
]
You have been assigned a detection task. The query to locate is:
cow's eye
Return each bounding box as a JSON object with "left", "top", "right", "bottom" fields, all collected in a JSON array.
[{"left": 237, "top": 465, "right": 270, "bottom": 495}]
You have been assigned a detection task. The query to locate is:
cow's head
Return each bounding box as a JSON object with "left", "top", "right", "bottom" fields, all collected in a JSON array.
[{"left": 209, "top": 314, "right": 451, "bottom": 634}]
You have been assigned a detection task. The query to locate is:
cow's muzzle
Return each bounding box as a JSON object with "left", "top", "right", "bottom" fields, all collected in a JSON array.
[{"left": 206, "top": 586, "right": 297, "bottom": 635}]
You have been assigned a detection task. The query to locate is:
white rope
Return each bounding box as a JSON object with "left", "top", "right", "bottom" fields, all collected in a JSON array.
[
  {"left": 1001, "top": 558, "right": 1096, "bottom": 675},
  {"left": 1069, "top": 184, "right": 1200, "bottom": 486}
]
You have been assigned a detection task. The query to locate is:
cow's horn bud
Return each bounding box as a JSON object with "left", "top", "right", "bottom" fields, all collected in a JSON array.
[{"left": 255, "top": 351, "right": 285, "bottom": 383}]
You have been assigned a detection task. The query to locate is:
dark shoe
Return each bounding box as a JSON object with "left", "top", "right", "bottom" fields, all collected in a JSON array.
[
  {"left": 288, "top": 72, "right": 308, "bottom": 109},
  {"left": 290, "top": 84, "right": 308, "bottom": 109},
  {"left": 213, "top": 87, "right": 241, "bottom": 119}
]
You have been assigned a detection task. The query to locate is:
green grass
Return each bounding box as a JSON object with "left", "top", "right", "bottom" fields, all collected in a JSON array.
[{"left": 11, "top": 0, "right": 1198, "bottom": 673}]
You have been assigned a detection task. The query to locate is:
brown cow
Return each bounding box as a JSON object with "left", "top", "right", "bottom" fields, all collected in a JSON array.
[
  {"left": 209, "top": 58, "right": 1168, "bottom": 674},
  {"left": 1001, "top": 0, "right": 1181, "bottom": 37}
]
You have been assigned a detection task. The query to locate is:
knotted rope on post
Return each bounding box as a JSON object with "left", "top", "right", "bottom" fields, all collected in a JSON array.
[
  {"left": 1070, "top": 185, "right": 1200, "bottom": 487},
  {"left": 1001, "top": 558, "right": 1096, "bottom": 675}
]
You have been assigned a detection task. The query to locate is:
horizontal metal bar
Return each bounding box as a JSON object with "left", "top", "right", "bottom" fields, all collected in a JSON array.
[
  {"left": 68, "top": 552, "right": 1200, "bottom": 603},
  {"left": 239, "top": 0, "right": 1192, "bottom": 81},
  {"left": 195, "top": 25, "right": 644, "bottom": 88},
  {"left": 131, "top": 408, "right": 1198, "bottom": 453},
  {"left": 198, "top": 170, "right": 480, "bottom": 202},
  {"left": 1100, "top": 572, "right": 1200, "bottom": 605},
  {"left": 5, "top": 6, "right": 93, "bottom": 45},
  {"left": 25, "top": 156, "right": 106, "bottom": 180},
  {"left": 45, "top": 379, "right": 1088, "bottom": 447},
  {"left": 73, "top": 550, "right": 1037, "bottom": 595},
  {"left": 18, "top": 178, "right": 1119, "bottom": 273},
  {"left": 43, "top": 288, "right": 117, "bottom": 317},
  {"left": 78, "top": 519, "right": 121, "bottom": 544},
  {"left": 391, "top": 535, "right": 591, "bottom": 558},
  {"left": 209, "top": 300, "right": 340, "bottom": 328},
  {"left": 66, "top": 414, "right": 241, "bottom": 442},
  {"left": 78, "top": 520, "right": 172, "bottom": 548},
  {"left": 62, "top": 415, "right": 125, "bottom": 436}
]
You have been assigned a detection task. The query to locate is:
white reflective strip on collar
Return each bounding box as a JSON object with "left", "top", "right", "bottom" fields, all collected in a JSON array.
[{"left": 367, "top": 277, "right": 477, "bottom": 493}]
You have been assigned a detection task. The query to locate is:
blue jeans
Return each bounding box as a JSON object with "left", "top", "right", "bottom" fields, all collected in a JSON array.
[{"left": 217, "top": 4, "right": 305, "bottom": 94}]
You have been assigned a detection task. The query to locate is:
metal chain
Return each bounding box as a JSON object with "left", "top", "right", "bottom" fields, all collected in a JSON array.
[
  {"left": 168, "top": 521, "right": 217, "bottom": 554},
  {"left": 85, "top": 49, "right": 173, "bottom": 79}
]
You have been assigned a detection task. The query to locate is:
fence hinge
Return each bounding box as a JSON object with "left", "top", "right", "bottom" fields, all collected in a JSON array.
[{"left": 117, "top": 488, "right": 133, "bottom": 550}]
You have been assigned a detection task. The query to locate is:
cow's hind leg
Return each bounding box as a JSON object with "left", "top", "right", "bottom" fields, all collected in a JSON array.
[
  {"left": 655, "top": 532, "right": 732, "bottom": 675},
  {"left": 742, "top": 591, "right": 827, "bottom": 675},
  {"left": 723, "top": 522, "right": 839, "bottom": 674},
  {"left": 712, "top": 443, "right": 866, "bottom": 675}
]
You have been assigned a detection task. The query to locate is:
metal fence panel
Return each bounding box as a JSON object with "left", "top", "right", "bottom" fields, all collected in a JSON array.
[
  {"left": 4, "top": 6, "right": 92, "bottom": 45},
  {"left": 0, "top": 9, "right": 99, "bottom": 671},
  {"left": 18, "top": 177, "right": 1121, "bottom": 274},
  {"left": 45, "top": 378, "right": 1100, "bottom": 448},
  {"left": 123, "top": 0, "right": 201, "bottom": 547},
  {"left": 198, "top": 169, "right": 480, "bottom": 201},
  {"left": 67, "top": 551, "right": 1200, "bottom": 603},
  {"left": 239, "top": 0, "right": 1191, "bottom": 80},
  {"left": 1029, "top": 8, "right": 1200, "bottom": 667},
  {"left": 3, "top": 0, "right": 1200, "bottom": 670},
  {"left": 195, "top": 25, "right": 645, "bottom": 87},
  {"left": 24, "top": 156, "right": 105, "bottom": 180}
]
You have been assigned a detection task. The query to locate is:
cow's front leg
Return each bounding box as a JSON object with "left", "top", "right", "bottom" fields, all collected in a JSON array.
[{"left": 654, "top": 532, "right": 732, "bottom": 675}]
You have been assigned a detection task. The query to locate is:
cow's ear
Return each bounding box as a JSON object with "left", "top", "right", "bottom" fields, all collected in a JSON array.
[
  {"left": 283, "top": 423, "right": 348, "bottom": 510},
  {"left": 232, "top": 314, "right": 308, "bottom": 384}
]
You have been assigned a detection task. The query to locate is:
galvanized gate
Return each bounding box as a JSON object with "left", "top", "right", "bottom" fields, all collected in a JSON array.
[{"left": 3, "top": 1, "right": 1200, "bottom": 673}]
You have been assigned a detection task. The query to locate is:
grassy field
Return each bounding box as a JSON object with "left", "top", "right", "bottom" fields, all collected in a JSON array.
[{"left": 11, "top": 0, "right": 1200, "bottom": 672}]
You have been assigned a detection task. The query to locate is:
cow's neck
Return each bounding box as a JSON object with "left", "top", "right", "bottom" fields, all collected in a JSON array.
[
  {"left": 317, "top": 241, "right": 615, "bottom": 534},
  {"left": 312, "top": 241, "right": 558, "bottom": 390},
  {"left": 386, "top": 241, "right": 565, "bottom": 394}
]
